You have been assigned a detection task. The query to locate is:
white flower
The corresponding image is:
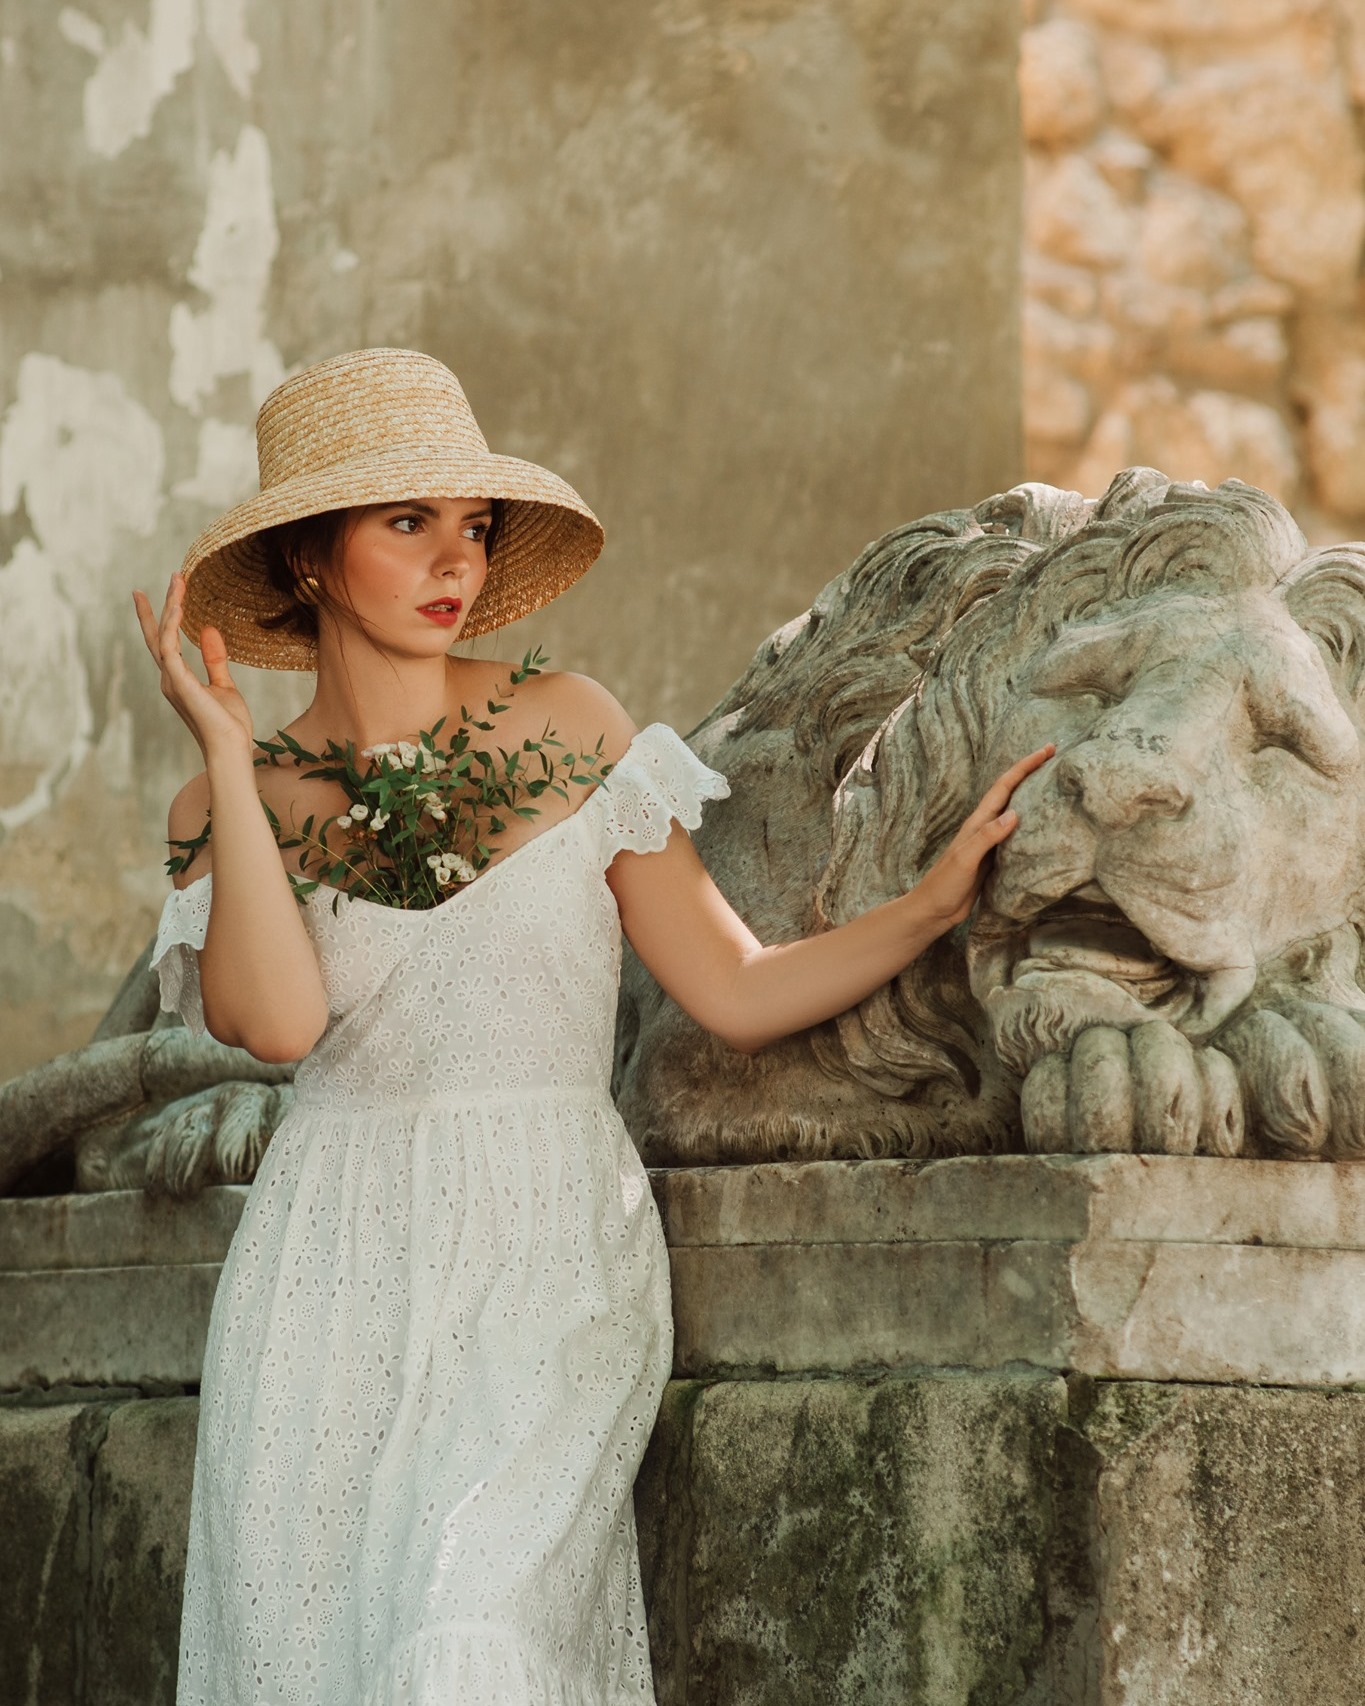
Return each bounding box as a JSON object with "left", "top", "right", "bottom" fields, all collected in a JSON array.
[
  {"left": 348, "top": 803, "right": 369, "bottom": 821},
  {"left": 428, "top": 807, "right": 447, "bottom": 823},
  {"left": 435, "top": 868, "right": 456, "bottom": 888},
  {"left": 440, "top": 852, "right": 477, "bottom": 884},
  {"left": 397, "top": 741, "right": 419, "bottom": 768},
  {"left": 361, "top": 742, "right": 395, "bottom": 760},
  {"left": 426, "top": 855, "right": 443, "bottom": 869},
  {"left": 370, "top": 810, "right": 389, "bottom": 830},
  {"left": 418, "top": 747, "right": 440, "bottom": 774}
]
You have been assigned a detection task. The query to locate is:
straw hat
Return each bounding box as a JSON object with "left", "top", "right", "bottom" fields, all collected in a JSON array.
[{"left": 179, "top": 347, "right": 604, "bottom": 668}]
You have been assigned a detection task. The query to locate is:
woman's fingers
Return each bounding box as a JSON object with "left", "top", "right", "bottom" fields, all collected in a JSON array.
[
  {"left": 157, "top": 572, "right": 184, "bottom": 650},
  {"left": 200, "top": 624, "right": 234, "bottom": 689},
  {"left": 136, "top": 575, "right": 204, "bottom": 708},
  {"left": 131, "top": 589, "right": 162, "bottom": 660},
  {"left": 970, "top": 744, "right": 1055, "bottom": 823}
]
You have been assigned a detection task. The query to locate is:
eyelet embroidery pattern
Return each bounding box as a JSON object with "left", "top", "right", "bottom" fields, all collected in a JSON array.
[
  {"left": 147, "top": 723, "right": 728, "bottom": 1705},
  {"left": 152, "top": 876, "right": 213, "bottom": 1036}
]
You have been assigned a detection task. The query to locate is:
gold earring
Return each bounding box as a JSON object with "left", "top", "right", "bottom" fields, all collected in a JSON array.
[{"left": 295, "top": 574, "right": 321, "bottom": 607}]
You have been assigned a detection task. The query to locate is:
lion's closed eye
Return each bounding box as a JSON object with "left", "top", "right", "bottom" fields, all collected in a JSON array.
[
  {"left": 1028, "top": 625, "right": 1140, "bottom": 706},
  {"left": 1243, "top": 683, "right": 1357, "bottom": 780}
]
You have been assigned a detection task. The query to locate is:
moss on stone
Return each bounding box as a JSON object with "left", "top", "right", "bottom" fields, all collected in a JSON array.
[
  {"left": 0, "top": 1402, "right": 106, "bottom": 1706},
  {"left": 86, "top": 1399, "right": 198, "bottom": 1706},
  {"left": 675, "top": 1372, "right": 1066, "bottom": 1705}
]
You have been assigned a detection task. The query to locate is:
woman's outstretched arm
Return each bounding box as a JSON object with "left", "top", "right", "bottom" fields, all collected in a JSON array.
[
  {"left": 608, "top": 746, "right": 1054, "bottom": 1055},
  {"left": 134, "top": 574, "right": 329, "bottom": 1062}
]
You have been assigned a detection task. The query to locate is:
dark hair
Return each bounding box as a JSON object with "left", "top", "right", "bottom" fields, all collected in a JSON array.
[
  {"left": 258, "top": 509, "right": 353, "bottom": 640},
  {"left": 257, "top": 500, "right": 503, "bottom": 640}
]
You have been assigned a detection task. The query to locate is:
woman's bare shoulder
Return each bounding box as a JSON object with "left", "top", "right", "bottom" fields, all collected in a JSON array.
[
  {"left": 167, "top": 772, "right": 212, "bottom": 888},
  {"left": 516, "top": 668, "right": 637, "bottom": 764}
]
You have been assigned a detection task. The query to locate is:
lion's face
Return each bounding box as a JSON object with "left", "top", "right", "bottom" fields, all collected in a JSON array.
[{"left": 971, "top": 587, "right": 1365, "bottom": 1080}]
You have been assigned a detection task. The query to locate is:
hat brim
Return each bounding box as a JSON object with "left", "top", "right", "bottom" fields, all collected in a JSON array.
[{"left": 180, "top": 446, "right": 604, "bottom": 669}]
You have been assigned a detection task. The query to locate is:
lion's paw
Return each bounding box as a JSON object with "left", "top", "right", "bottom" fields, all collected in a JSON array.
[
  {"left": 1022, "top": 1005, "right": 1365, "bottom": 1159},
  {"left": 1217, "top": 1003, "right": 1365, "bottom": 1159},
  {"left": 1020, "top": 1021, "right": 1245, "bottom": 1157},
  {"left": 142, "top": 1080, "right": 293, "bottom": 1197}
]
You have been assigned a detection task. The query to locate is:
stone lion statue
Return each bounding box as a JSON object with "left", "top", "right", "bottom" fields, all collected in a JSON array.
[
  {"left": 5, "top": 467, "right": 1364, "bottom": 1194},
  {"left": 616, "top": 467, "right": 1365, "bottom": 1164},
  {"left": 0, "top": 944, "right": 293, "bottom": 1196}
]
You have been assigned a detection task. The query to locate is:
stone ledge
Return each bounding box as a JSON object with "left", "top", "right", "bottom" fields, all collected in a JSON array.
[
  {"left": 668, "top": 1238, "right": 1365, "bottom": 1386},
  {"left": 7, "top": 1157, "right": 1365, "bottom": 1390},
  {"left": 1, "top": 1265, "right": 225, "bottom": 1388},
  {"left": 652, "top": 1153, "right": 1365, "bottom": 1249},
  {"left": 0, "top": 1186, "right": 250, "bottom": 1270}
]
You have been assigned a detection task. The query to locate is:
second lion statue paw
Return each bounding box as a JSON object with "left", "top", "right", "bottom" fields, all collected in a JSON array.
[{"left": 114, "top": 1081, "right": 294, "bottom": 1196}]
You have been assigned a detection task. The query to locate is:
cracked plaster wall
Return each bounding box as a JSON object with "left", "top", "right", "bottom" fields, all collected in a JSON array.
[{"left": 0, "top": 0, "right": 1021, "bottom": 1079}]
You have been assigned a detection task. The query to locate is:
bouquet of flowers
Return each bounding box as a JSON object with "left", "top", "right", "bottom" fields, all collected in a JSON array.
[{"left": 167, "top": 650, "right": 612, "bottom": 910}]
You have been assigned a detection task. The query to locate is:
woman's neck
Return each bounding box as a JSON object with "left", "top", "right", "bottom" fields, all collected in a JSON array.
[{"left": 296, "top": 629, "right": 484, "bottom": 750}]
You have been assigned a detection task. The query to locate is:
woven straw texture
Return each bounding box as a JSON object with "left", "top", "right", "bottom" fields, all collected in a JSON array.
[{"left": 180, "top": 348, "right": 604, "bottom": 669}]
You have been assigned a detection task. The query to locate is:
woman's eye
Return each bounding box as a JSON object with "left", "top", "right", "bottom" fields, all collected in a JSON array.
[
  {"left": 392, "top": 515, "right": 421, "bottom": 534},
  {"left": 463, "top": 523, "right": 489, "bottom": 542}
]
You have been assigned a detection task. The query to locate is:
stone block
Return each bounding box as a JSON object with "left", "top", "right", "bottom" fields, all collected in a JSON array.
[
  {"left": 1058, "top": 1381, "right": 1365, "bottom": 1704},
  {"left": 656, "top": 1156, "right": 1365, "bottom": 1385},
  {"left": 1142, "top": 64, "right": 1365, "bottom": 298},
  {"left": 642, "top": 1372, "right": 1066, "bottom": 1706},
  {"left": 1020, "top": 19, "right": 1105, "bottom": 149},
  {"left": 0, "top": 1186, "right": 248, "bottom": 1390},
  {"left": 0, "top": 1265, "right": 228, "bottom": 1388},
  {"left": 0, "top": 1403, "right": 101, "bottom": 1706},
  {"left": 87, "top": 1400, "right": 198, "bottom": 1706},
  {"left": 8, "top": 1374, "right": 1365, "bottom": 1704},
  {"left": 0, "top": 1185, "right": 251, "bottom": 1271}
]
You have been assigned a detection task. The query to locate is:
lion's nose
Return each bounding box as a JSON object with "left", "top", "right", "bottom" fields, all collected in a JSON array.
[{"left": 1054, "top": 746, "right": 1191, "bottom": 830}]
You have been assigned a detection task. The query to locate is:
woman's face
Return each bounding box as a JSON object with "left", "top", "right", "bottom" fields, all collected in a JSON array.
[{"left": 328, "top": 497, "right": 492, "bottom": 655}]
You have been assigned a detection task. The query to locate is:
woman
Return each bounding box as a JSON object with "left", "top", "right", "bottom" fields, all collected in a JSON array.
[{"left": 135, "top": 347, "right": 1050, "bottom": 1705}]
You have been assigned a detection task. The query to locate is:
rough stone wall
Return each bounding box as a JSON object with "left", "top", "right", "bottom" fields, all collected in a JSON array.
[
  {"left": 0, "top": 0, "right": 1022, "bottom": 1080},
  {"left": 1021, "top": 0, "right": 1365, "bottom": 536},
  {"left": 11, "top": 1374, "right": 1365, "bottom": 1705}
]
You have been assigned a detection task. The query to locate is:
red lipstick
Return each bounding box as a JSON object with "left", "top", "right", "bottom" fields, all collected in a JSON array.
[{"left": 418, "top": 599, "right": 463, "bottom": 627}]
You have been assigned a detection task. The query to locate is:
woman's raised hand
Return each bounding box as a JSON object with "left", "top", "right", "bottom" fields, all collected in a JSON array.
[
  {"left": 133, "top": 573, "right": 254, "bottom": 759},
  {"left": 913, "top": 744, "right": 1056, "bottom": 930}
]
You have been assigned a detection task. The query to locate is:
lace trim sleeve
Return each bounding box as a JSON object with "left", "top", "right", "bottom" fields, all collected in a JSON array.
[
  {"left": 149, "top": 875, "right": 212, "bottom": 1035},
  {"left": 595, "top": 722, "right": 730, "bottom": 862}
]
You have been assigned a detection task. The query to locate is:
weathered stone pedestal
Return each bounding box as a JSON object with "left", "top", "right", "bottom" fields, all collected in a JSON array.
[{"left": 5, "top": 1156, "right": 1365, "bottom": 1704}]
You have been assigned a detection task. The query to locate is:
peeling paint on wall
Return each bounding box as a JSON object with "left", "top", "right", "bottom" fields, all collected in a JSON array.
[
  {"left": 59, "top": 0, "right": 196, "bottom": 160},
  {"left": 0, "top": 541, "right": 92, "bottom": 831},
  {"left": 169, "top": 125, "right": 284, "bottom": 415},
  {"left": 0, "top": 356, "right": 164, "bottom": 832},
  {"left": 172, "top": 417, "right": 259, "bottom": 508},
  {"left": 201, "top": 0, "right": 258, "bottom": 99},
  {"left": 0, "top": 354, "right": 165, "bottom": 578}
]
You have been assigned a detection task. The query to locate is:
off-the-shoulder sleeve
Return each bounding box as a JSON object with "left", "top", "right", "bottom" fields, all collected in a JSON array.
[
  {"left": 149, "top": 877, "right": 212, "bottom": 1035},
  {"left": 595, "top": 722, "right": 730, "bottom": 861}
]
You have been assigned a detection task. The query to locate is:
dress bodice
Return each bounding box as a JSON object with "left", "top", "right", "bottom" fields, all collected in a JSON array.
[{"left": 152, "top": 722, "right": 729, "bottom": 1111}]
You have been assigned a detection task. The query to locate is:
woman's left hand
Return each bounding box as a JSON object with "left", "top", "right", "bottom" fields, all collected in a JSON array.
[{"left": 911, "top": 744, "right": 1056, "bottom": 931}]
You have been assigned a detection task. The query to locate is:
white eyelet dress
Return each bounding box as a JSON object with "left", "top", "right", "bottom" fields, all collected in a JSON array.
[{"left": 151, "top": 723, "right": 728, "bottom": 1706}]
